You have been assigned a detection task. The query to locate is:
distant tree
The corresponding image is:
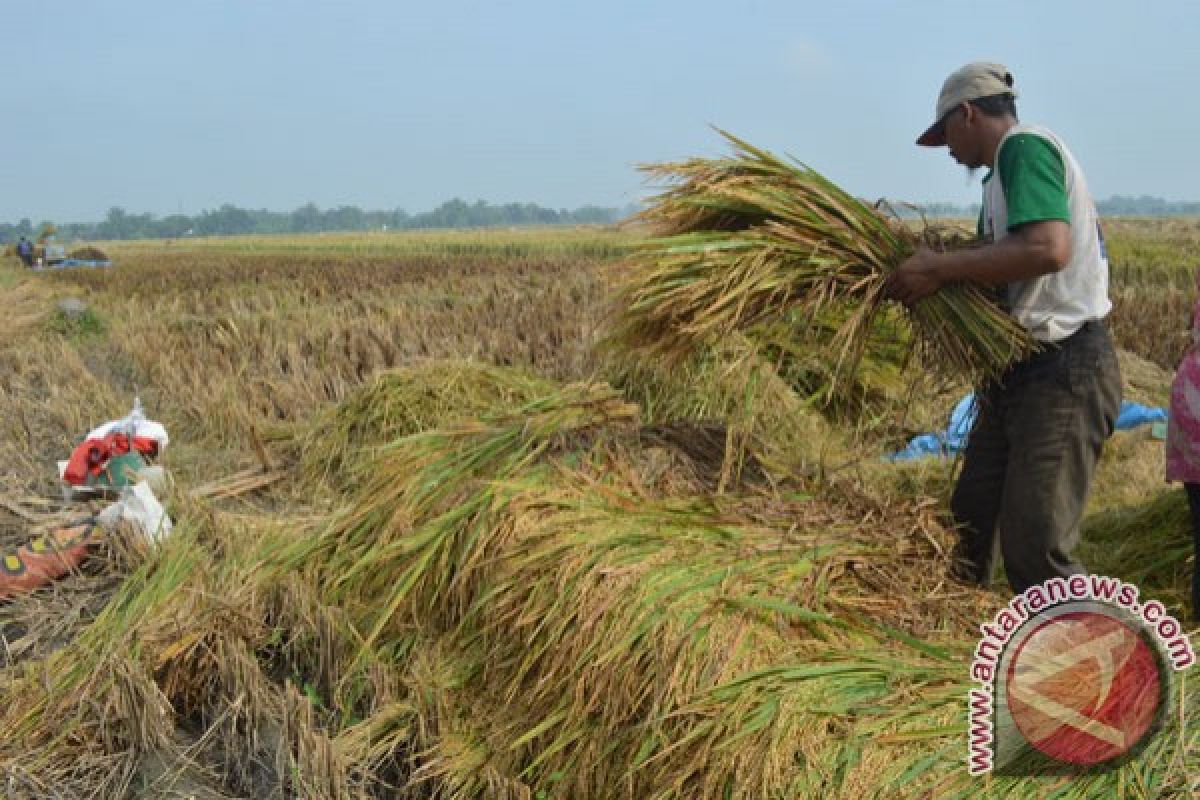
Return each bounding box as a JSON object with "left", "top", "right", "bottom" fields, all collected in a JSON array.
[
  {"left": 158, "top": 214, "right": 193, "bottom": 238},
  {"left": 1, "top": 199, "right": 631, "bottom": 240},
  {"left": 195, "top": 204, "right": 254, "bottom": 235},
  {"left": 95, "top": 207, "right": 131, "bottom": 239},
  {"left": 325, "top": 205, "right": 365, "bottom": 231},
  {"left": 290, "top": 203, "right": 321, "bottom": 233}
]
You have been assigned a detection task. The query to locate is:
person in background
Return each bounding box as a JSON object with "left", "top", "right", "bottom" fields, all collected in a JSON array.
[
  {"left": 1164, "top": 266, "right": 1200, "bottom": 622},
  {"left": 16, "top": 236, "right": 34, "bottom": 267}
]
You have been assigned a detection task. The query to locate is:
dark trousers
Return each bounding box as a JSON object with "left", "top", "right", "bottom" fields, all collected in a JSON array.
[
  {"left": 950, "top": 320, "right": 1122, "bottom": 592},
  {"left": 1183, "top": 484, "right": 1200, "bottom": 622}
]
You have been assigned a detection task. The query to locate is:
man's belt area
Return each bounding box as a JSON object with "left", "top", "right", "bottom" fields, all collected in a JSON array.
[
  {"left": 1036, "top": 318, "right": 1107, "bottom": 352},
  {"left": 996, "top": 318, "right": 1108, "bottom": 387}
]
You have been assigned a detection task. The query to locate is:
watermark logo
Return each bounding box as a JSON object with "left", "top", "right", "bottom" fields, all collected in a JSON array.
[
  {"left": 968, "top": 575, "right": 1194, "bottom": 775},
  {"left": 1005, "top": 608, "right": 1161, "bottom": 765}
]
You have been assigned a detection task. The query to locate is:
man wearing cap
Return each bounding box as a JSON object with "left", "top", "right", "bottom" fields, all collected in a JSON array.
[{"left": 885, "top": 62, "right": 1121, "bottom": 593}]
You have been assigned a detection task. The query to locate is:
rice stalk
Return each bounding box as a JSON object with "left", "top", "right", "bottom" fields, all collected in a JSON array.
[
  {"left": 610, "top": 129, "right": 1034, "bottom": 397},
  {"left": 293, "top": 382, "right": 639, "bottom": 647},
  {"left": 287, "top": 376, "right": 985, "bottom": 798},
  {"left": 297, "top": 360, "right": 558, "bottom": 491}
]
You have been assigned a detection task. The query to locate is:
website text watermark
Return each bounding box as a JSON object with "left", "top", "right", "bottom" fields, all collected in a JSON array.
[{"left": 967, "top": 574, "right": 1194, "bottom": 775}]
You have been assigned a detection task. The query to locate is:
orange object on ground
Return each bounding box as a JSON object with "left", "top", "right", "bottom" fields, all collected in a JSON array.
[
  {"left": 63, "top": 433, "right": 160, "bottom": 486},
  {"left": 0, "top": 519, "right": 99, "bottom": 600}
]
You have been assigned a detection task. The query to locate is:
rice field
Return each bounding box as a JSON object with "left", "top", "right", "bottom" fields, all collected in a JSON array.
[{"left": 0, "top": 217, "right": 1196, "bottom": 799}]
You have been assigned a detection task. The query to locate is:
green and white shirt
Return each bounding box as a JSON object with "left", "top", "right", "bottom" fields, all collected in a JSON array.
[{"left": 978, "top": 124, "right": 1111, "bottom": 343}]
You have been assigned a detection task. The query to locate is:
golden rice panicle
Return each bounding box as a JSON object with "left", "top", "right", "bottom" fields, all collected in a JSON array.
[{"left": 614, "top": 129, "right": 1034, "bottom": 394}]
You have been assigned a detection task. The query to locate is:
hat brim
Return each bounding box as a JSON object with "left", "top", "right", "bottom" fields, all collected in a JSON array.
[{"left": 916, "top": 122, "right": 946, "bottom": 147}]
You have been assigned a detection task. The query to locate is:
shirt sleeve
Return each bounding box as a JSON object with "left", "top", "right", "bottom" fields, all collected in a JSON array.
[{"left": 996, "top": 133, "right": 1070, "bottom": 230}]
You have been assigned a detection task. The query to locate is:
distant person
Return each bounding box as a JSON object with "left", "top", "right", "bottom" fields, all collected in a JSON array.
[
  {"left": 16, "top": 236, "right": 34, "bottom": 267},
  {"left": 885, "top": 62, "right": 1121, "bottom": 593},
  {"left": 1164, "top": 266, "right": 1200, "bottom": 622}
]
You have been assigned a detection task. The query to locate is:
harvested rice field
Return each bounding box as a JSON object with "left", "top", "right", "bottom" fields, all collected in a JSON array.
[{"left": 0, "top": 214, "right": 1197, "bottom": 799}]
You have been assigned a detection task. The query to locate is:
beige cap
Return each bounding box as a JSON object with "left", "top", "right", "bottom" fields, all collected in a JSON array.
[{"left": 916, "top": 62, "right": 1017, "bottom": 146}]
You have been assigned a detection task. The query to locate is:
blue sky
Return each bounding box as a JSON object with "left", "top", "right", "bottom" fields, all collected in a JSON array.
[{"left": 5, "top": 0, "right": 1198, "bottom": 222}]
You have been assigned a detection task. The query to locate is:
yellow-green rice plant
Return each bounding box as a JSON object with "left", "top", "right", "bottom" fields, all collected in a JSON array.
[
  {"left": 611, "top": 130, "right": 1034, "bottom": 398},
  {"left": 288, "top": 376, "right": 989, "bottom": 797},
  {"left": 603, "top": 332, "right": 853, "bottom": 486},
  {"left": 296, "top": 382, "right": 639, "bottom": 645},
  {"left": 442, "top": 488, "right": 850, "bottom": 798},
  {"left": 298, "top": 360, "right": 559, "bottom": 491}
]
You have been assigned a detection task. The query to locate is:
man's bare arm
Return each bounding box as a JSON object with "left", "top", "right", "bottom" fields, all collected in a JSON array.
[{"left": 883, "top": 219, "right": 1071, "bottom": 306}]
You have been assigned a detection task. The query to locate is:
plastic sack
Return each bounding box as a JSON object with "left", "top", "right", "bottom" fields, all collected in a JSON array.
[
  {"left": 87, "top": 397, "right": 169, "bottom": 450},
  {"left": 97, "top": 481, "right": 173, "bottom": 544}
]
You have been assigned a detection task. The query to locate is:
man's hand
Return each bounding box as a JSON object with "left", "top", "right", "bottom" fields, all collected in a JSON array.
[
  {"left": 883, "top": 220, "right": 1071, "bottom": 307},
  {"left": 883, "top": 248, "right": 946, "bottom": 307}
]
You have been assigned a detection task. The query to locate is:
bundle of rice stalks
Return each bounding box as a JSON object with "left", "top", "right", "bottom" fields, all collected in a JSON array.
[
  {"left": 417, "top": 489, "right": 930, "bottom": 798},
  {"left": 283, "top": 375, "right": 1007, "bottom": 798},
  {"left": 298, "top": 360, "right": 558, "bottom": 490},
  {"left": 298, "top": 382, "right": 640, "bottom": 638},
  {"left": 604, "top": 335, "right": 841, "bottom": 488},
  {"left": 611, "top": 130, "right": 1034, "bottom": 396},
  {"left": 67, "top": 245, "right": 110, "bottom": 262}
]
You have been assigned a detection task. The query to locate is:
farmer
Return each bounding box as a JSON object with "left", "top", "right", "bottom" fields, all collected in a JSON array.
[
  {"left": 16, "top": 236, "right": 34, "bottom": 267},
  {"left": 884, "top": 62, "right": 1121, "bottom": 593}
]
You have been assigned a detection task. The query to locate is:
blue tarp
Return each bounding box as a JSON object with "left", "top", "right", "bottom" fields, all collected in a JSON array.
[
  {"left": 1116, "top": 403, "right": 1168, "bottom": 430},
  {"left": 34, "top": 259, "right": 112, "bottom": 271},
  {"left": 56, "top": 259, "right": 111, "bottom": 269},
  {"left": 887, "top": 393, "right": 1168, "bottom": 461}
]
